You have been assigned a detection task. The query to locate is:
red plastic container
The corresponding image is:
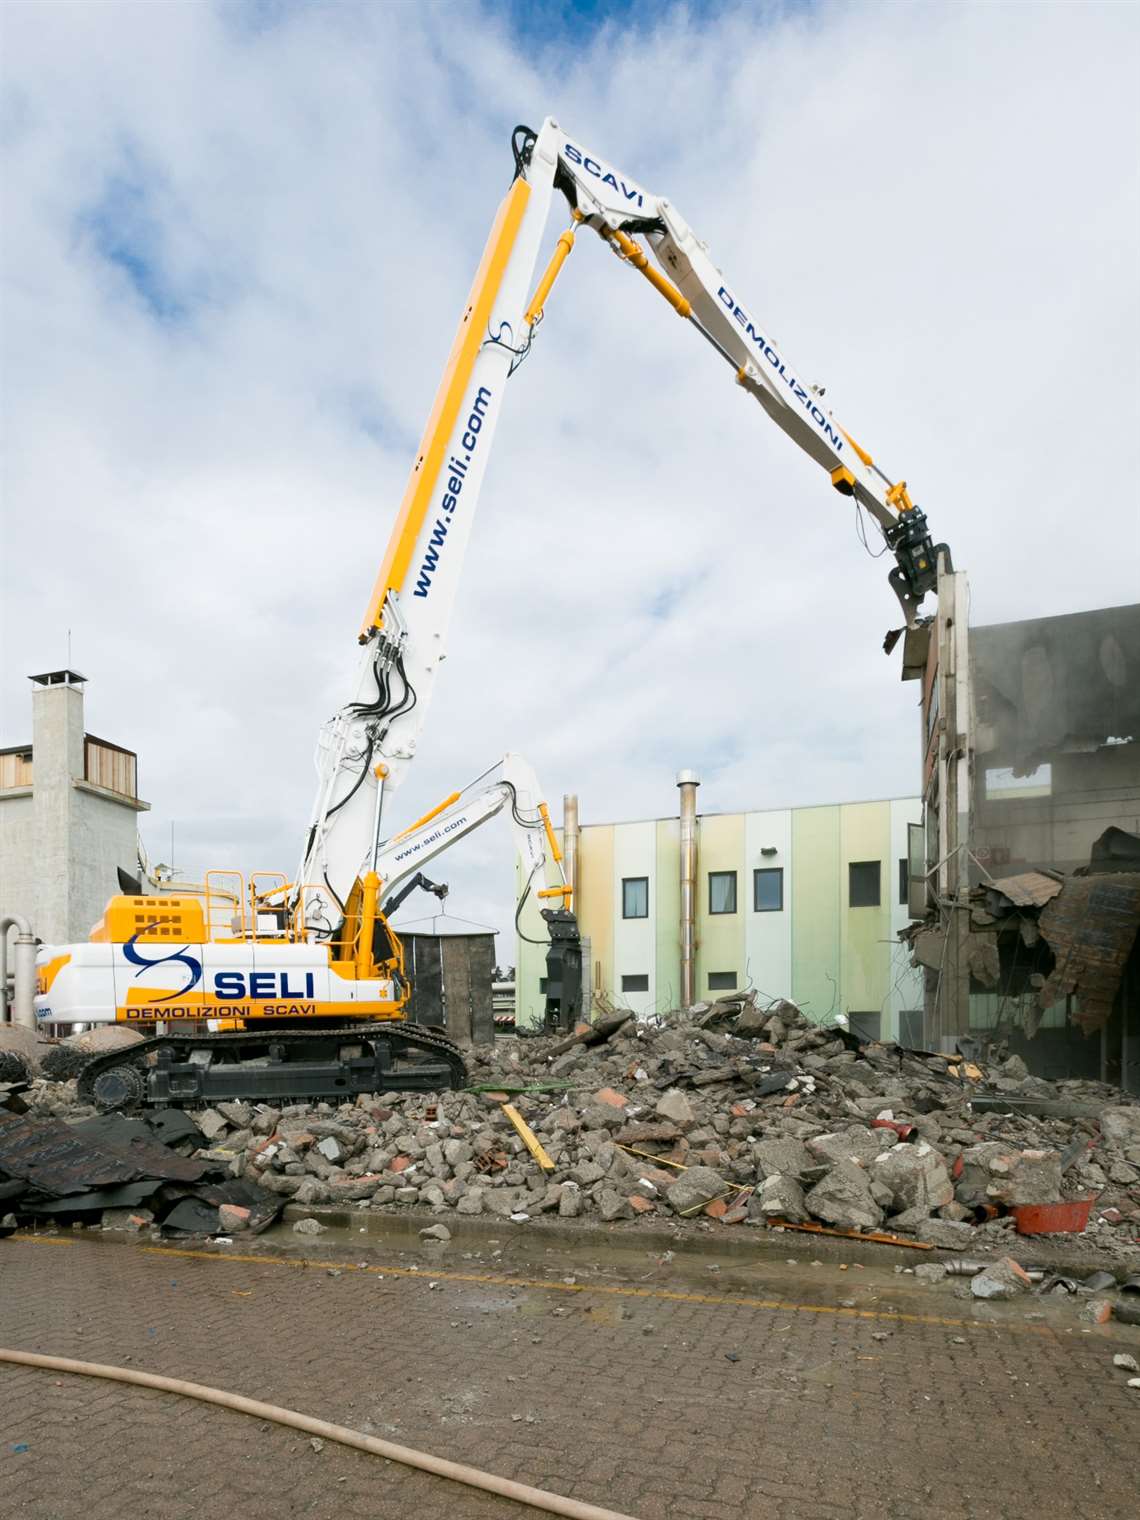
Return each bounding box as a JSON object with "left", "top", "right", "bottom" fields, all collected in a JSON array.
[{"left": 1012, "top": 1198, "right": 1094, "bottom": 1236}]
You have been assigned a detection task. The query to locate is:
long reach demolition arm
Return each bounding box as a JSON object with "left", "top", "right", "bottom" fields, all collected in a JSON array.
[{"left": 298, "top": 118, "right": 951, "bottom": 924}]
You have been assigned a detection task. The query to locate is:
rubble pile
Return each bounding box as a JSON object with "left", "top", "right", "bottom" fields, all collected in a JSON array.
[{"left": 11, "top": 996, "right": 1140, "bottom": 1257}]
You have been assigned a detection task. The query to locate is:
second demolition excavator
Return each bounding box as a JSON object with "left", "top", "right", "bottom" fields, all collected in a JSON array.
[{"left": 34, "top": 118, "right": 949, "bottom": 1109}]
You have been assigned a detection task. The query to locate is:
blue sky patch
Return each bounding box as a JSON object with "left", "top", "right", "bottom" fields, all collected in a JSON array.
[{"left": 79, "top": 171, "right": 185, "bottom": 324}]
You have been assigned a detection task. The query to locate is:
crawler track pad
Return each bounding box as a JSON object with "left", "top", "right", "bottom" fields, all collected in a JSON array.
[{"left": 77, "top": 1024, "right": 468, "bottom": 1111}]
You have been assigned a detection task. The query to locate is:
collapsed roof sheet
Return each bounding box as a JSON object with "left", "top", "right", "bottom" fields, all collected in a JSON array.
[
  {"left": 1039, "top": 872, "right": 1140, "bottom": 1034},
  {"left": 988, "top": 871, "right": 1065, "bottom": 909}
]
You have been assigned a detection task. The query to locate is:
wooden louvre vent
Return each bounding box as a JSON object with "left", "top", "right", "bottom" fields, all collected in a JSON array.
[{"left": 85, "top": 736, "right": 138, "bottom": 799}]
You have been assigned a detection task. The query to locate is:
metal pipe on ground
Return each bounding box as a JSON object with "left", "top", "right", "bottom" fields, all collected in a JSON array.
[
  {"left": 0, "top": 915, "right": 36, "bottom": 1029},
  {"left": 0, "top": 1349, "right": 641, "bottom": 1520},
  {"left": 677, "top": 770, "right": 699, "bottom": 1008}
]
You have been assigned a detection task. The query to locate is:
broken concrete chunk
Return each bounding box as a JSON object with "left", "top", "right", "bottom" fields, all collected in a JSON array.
[
  {"left": 216, "top": 1101, "right": 253, "bottom": 1128},
  {"left": 970, "top": 1257, "right": 1032, "bottom": 1299},
  {"left": 598, "top": 1188, "right": 634, "bottom": 1221},
  {"left": 872, "top": 1142, "right": 954, "bottom": 1214},
  {"left": 1100, "top": 1107, "right": 1140, "bottom": 1146},
  {"left": 748, "top": 1174, "right": 809, "bottom": 1223},
  {"left": 217, "top": 1203, "right": 251, "bottom": 1232},
  {"left": 806, "top": 1126, "right": 889, "bottom": 1169},
  {"left": 654, "top": 1089, "right": 696, "bottom": 1127},
  {"left": 419, "top": 1224, "right": 451, "bottom": 1242},
  {"left": 557, "top": 1183, "right": 582, "bottom": 1218},
  {"left": 316, "top": 1136, "right": 344, "bottom": 1164},
  {"left": 665, "top": 1166, "right": 729, "bottom": 1215},
  {"left": 869, "top": 1179, "right": 894, "bottom": 1209},
  {"left": 804, "top": 1161, "right": 884, "bottom": 1231},
  {"left": 615, "top": 1121, "right": 680, "bottom": 1146},
  {"left": 752, "top": 1136, "right": 814, "bottom": 1180},
  {"left": 989, "top": 1148, "right": 1063, "bottom": 1206},
  {"left": 293, "top": 1217, "right": 327, "bottom": 1235},
  {"left": 955, "top": 1141, "right": 1064, "bottom": 1207},
  {"left": 891, "top": 1204, "right": 934, "bottom": 1232},
  {"left": 195, "top": 1108, "right": 229, "bottom": 1142},
  {"left": 570, "top": 1160, "right": 605, "bottom": 1187}
]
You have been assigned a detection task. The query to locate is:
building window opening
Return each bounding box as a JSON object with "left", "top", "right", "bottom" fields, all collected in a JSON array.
[
  {"left": 622, "top": 876, "right": 649, "bottom": 919},
  {"left": 848, "top": 861, "right": 881, "bottom": 908},
  {"left": 753, "top": 867, "right": 783, "bottom": 912},
  {"left": 708, "top": 871, "right": 737, "bottom": 915},
  {"left": 708, "top": 971, "right": 738, "bottom": 991},
  {"left": 898, "top": 858, "right": 909, "bottom": 905},
  {"left": 621, "top": 973, "right": 649, "bottom": 993}
]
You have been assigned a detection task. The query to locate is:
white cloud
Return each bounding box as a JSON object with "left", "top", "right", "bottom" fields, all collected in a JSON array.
[{"left": 2, "top": 0, "right": 1137, "bottom": 949}]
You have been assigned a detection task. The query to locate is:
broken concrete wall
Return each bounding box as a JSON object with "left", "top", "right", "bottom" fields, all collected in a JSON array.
[
  {"left": 970, "top": 603, "right": 1140, "bottom": 881},
  {"left": 912, "top": 596, "right": 1140, "bottom": 1082}
]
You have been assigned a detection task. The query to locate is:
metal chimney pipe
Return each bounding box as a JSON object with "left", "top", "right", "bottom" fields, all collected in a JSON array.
[
  {"left": 676, "top": 770, "right": 700, "bottom": 1008},
  {"left": 562, "top": 794, "right": 579, "bottom": 909},
  {"left": 1, "top": 914, "right": 37, "bottom": 1030}
]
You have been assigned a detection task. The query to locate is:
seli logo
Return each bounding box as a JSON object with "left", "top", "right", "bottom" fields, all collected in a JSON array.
[
  {"left": 123, "top": 926, "right": 203, "bottom": 1002},
  {"left": 122, "top": 927, "right": 316, "bottom": 1002}
]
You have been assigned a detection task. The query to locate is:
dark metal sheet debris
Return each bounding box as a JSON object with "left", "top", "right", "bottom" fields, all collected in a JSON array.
[
  {"left": 1037, "top": 872, "right": 1140, "bottom": 1033},
  {"left": 161, "top": 1180, "right": 280, "bottom": 1236},
  {"left": 142, "top": 1109, "right": 205, "bottom": 1148},
  {"left": 161, "top": 1197, "right": 224, "bottom": 1235},
  {"left": 24, "top": 1179, "right": 166, "bottom": 1215},
  {"left": 0, "top": 1109, "right": 208, "bottom": 1197}
]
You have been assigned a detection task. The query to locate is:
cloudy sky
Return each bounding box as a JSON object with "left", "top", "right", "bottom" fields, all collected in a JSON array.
[{"left": 2, "top": 0, "right": 1137, "bottom": 949}]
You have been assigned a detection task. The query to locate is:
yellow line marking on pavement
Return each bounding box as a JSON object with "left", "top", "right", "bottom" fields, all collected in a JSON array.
[
  {"left": 8, "top": 1235, "right": 74, "bottom": 1246},
  {"left": 43, "top": 1241, "right": 1048, "bottom": 1335},
  {"left": 11, "top": 1236, "right": 1055, "bottom": 1336}
]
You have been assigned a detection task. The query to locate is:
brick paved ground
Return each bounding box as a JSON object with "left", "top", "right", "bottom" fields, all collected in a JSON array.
[{"left": 0, "top": 1232, "right": 1137, "bottom": 1520}]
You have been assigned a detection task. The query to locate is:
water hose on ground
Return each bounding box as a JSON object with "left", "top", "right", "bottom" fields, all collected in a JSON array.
[{"left": 0, "top": 1348, "right": 640, "bottom": 1520}]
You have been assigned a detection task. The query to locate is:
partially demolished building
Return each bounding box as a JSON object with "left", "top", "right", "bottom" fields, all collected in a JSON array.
[{"left": 905, "top": 587, "right": 1140, "bottom": 1089}]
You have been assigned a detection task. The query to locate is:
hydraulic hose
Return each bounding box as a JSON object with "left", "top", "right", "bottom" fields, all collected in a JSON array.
[{"left": 0, "top": 1349, "right": 641, "bottom": 1520}]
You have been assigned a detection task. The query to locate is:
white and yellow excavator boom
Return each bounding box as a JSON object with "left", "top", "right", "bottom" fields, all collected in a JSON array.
[{"left": 299, "top": 117, "right": 949, "bottom": 922}]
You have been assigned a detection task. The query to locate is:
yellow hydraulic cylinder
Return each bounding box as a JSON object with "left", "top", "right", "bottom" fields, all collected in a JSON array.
[
  {"left": 605, "top": 227, "right": 692, "bottom": 318},
  {"left": 525, "top": 226, "right": 576, "bottom": 327},
  {"left": 356, "top": 871, "right": 381, "bottom": 980},
  {"left": 538, "top": 802, "right": 563, "bottom": 863},
  {"left": 391, "top": 791, "right": 462, "bottom": 843}
]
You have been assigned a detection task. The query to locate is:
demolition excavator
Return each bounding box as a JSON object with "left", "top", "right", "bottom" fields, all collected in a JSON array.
[{"left": 34, "top": 118, "right": 949, "bottom": 1109}]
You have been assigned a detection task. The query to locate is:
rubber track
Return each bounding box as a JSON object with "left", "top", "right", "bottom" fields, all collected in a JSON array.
[{"left": 76, "top": 1022, "right": 468, "bottom": 1108}]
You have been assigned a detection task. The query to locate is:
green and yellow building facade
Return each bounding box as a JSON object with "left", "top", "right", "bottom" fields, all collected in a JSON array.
[{"left": 517, "top": 790, "right": 923, "bottom": 1040}]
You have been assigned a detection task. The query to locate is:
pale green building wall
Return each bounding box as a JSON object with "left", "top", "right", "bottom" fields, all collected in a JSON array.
[
  {"left": 790, "top": 805, "right": 842, "bottom": 1022},
  {"left": 654, "top": 818, "right": 681, "bottom": 1012},
  {"left": 517, "top": 796, "right": 924, "bottom": 1037}
]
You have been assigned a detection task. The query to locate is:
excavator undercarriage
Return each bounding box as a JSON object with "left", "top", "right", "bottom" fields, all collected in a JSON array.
[{"left": 76, "top": 1022, "right": 468, "bottom": 1113}]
